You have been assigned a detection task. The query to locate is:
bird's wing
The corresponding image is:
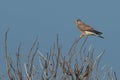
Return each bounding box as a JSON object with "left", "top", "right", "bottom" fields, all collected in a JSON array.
[
  {"left": 81, "top": 23, "right": 103, "bottom": 35},
  {"left": 78, "top": 23, "right": 94, "bottom": 31}
]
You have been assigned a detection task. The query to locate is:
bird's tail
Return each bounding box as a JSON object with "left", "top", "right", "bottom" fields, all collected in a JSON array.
[
  {"left": 91, "top": 30, "right": 103, "bottom": 35},
  {"left": 91, "top": 30, "right": 104, "bottom": 39},
  {"left": 97, "top": 35, "right": 104, "bottom": 39}
]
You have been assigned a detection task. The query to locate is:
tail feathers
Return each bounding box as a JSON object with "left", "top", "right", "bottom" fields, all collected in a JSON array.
[
  {"left": 89, "top": 30, "right": 104, "bottom": 39},
  {"left": 98, "top": 35, "right": 104, "bottom": 39},
  {"left": 91, "top": 30, "right": 103, "bottom": 35}
]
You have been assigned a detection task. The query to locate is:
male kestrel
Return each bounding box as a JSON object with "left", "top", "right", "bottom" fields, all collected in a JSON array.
[{"left": 75, "top": 19, "right": 104, "bottom": 39}]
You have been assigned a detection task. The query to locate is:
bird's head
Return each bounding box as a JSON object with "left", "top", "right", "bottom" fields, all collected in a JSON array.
[{"left": 75, "top": 19, "right": 82, "bottom": 25}]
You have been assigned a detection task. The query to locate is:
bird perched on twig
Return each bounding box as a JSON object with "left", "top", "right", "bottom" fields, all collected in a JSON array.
[{"left": 75, "top": 19, "right": 104, "bottom": 39}]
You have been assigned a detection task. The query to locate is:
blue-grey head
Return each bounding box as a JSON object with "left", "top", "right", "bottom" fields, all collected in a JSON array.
[{"left": 75, "top": 19, "right": 82, "bottom": 25}]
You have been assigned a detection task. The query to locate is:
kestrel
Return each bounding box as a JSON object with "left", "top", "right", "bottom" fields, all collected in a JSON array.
[{"left": 75, "top": 19, "right": 104, "bottom": 39}]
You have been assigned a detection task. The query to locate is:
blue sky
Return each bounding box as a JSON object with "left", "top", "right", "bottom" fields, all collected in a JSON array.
[{"left": 0, "top": 0, "right": 120, "bottom": 79}]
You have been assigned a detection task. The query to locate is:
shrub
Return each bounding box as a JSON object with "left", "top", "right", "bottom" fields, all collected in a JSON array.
[{"left": 2, "top": 29, "right": 117, "bottom": 80}]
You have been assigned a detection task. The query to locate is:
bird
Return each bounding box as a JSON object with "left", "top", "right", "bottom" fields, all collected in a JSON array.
[{"left": 75, "top": 19, "right": 104, "bottom": 39}]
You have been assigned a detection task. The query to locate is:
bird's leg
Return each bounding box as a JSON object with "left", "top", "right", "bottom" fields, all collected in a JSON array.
[{"left": 80, "top": 34, "right": 83, "bottom": 39}]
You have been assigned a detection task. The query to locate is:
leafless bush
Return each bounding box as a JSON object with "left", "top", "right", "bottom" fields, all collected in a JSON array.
[{"left": 2, "top": 30, "right": 117, "bottom": 80}]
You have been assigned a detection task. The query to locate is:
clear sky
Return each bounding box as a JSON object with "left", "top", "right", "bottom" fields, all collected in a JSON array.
[{"left": 0, "top": 0, "right": 120, "bottom": 79}]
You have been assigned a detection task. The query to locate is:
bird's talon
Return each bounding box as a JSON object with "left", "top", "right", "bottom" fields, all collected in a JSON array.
[{"left": 80, "top": 35, "right": 83, "bottom": 39}]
